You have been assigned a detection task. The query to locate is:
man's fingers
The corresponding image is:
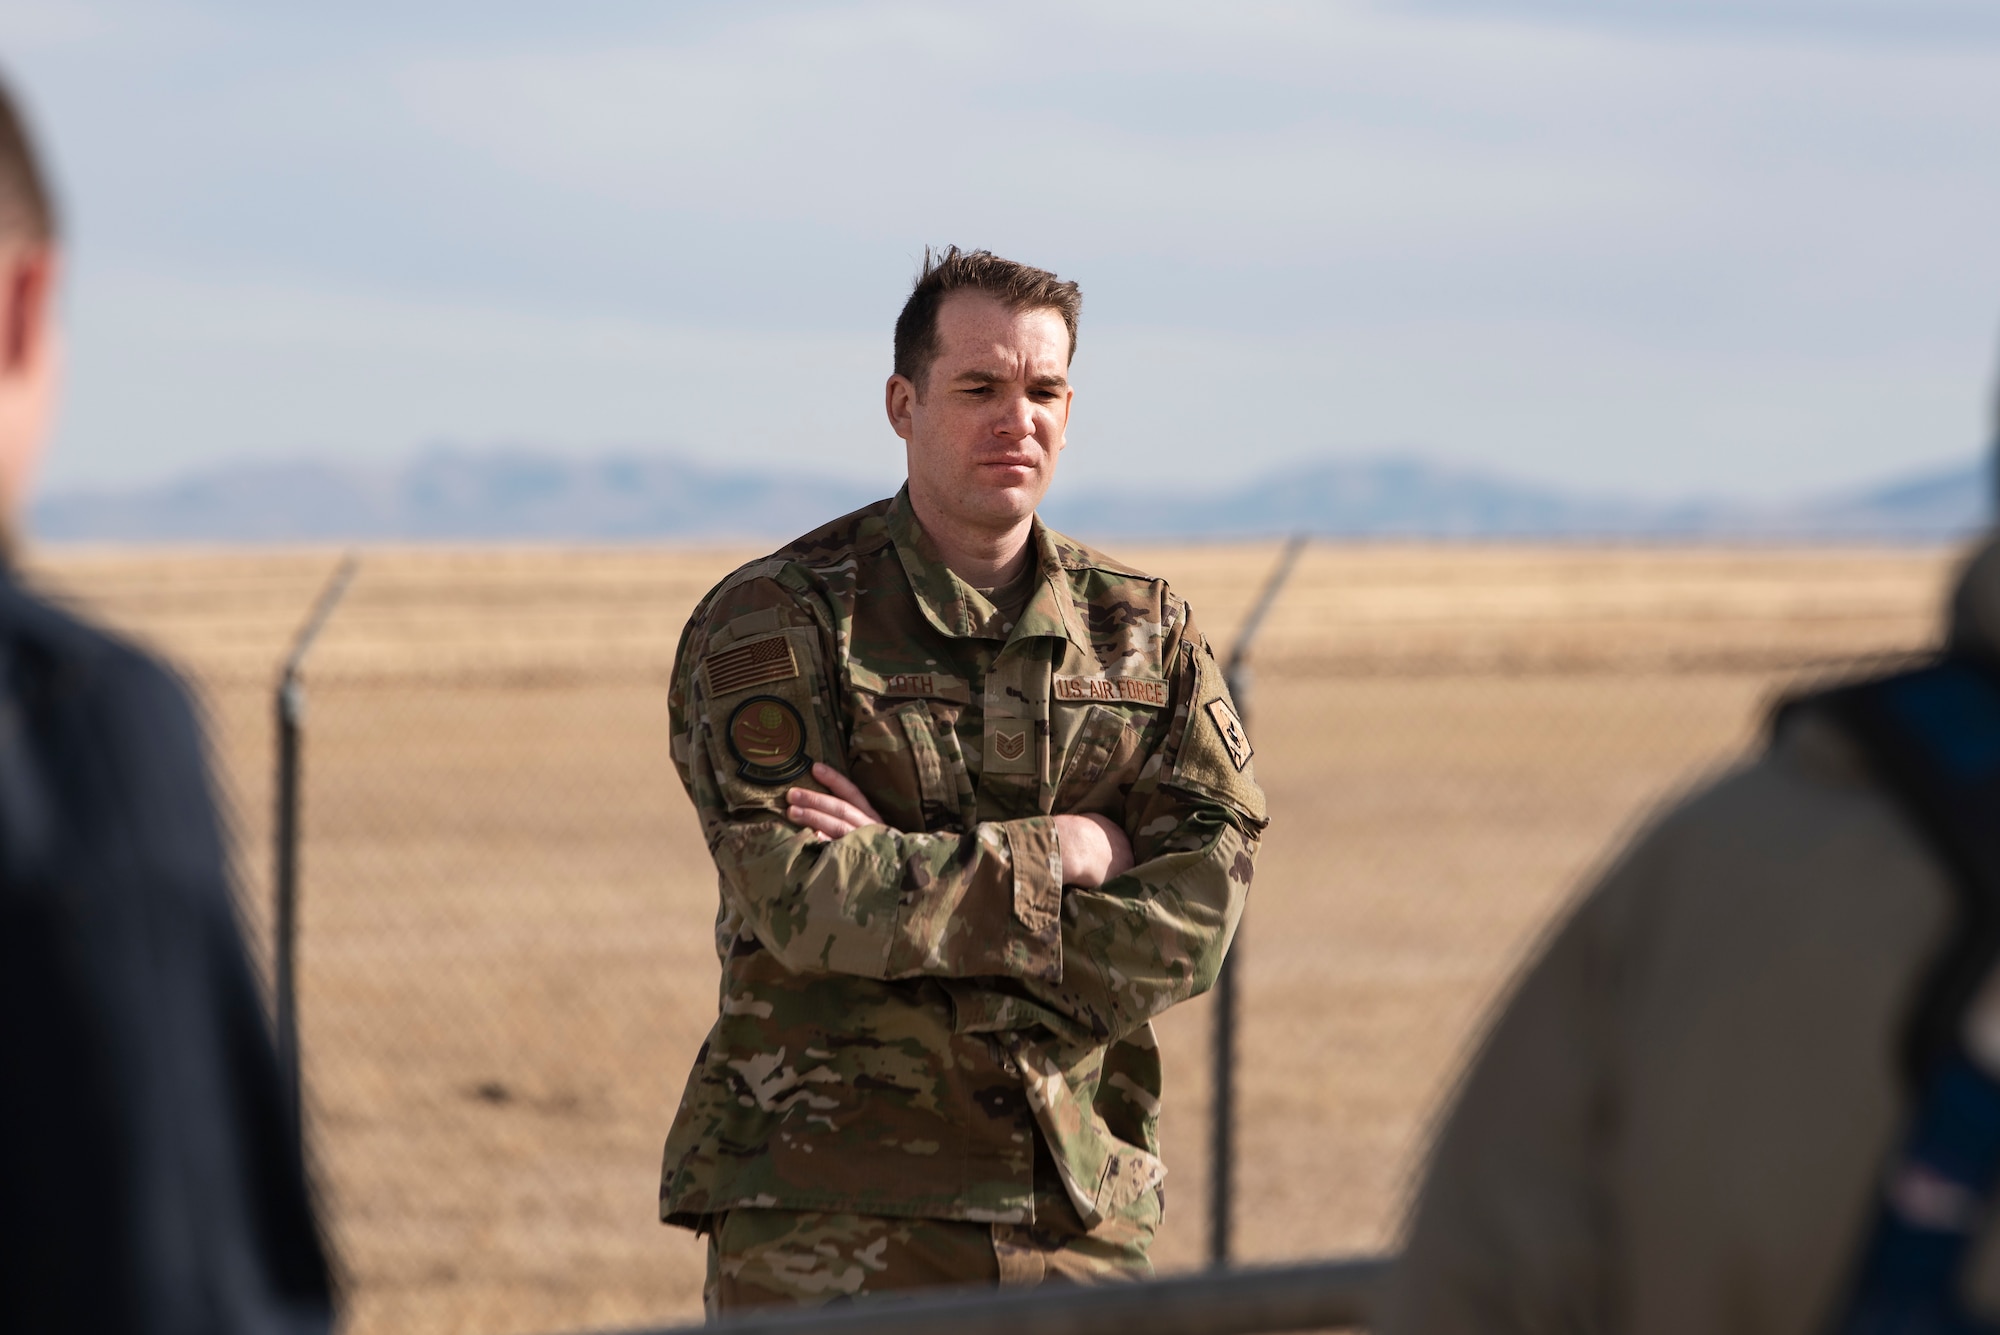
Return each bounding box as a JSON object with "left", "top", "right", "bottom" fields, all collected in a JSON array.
[
  {"left": 788, "top": 804, "right": 856, "bottom": 839},
  {"left": 787, "top": 786, "right": 872, "bottom": 826},
  {"left": 812, "top": 762, "right": 866, "bottom": 803},
  {"left": 810, "top": 763, "right": 884, "bottom": 825},
  {"left": 786, "top": 787, "right": 842, "bottom": 814},
  {"left": 784, "top": 774, "right": 884, "bottom": 839}
]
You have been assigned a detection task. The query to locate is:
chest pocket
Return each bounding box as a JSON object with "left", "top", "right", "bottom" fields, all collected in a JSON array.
[
  {"left": 1052, "top": 701, "right": 1154, "bottom": 819},
  {"left": 847, "top": 684, "right": 976, "bottom": 834}
]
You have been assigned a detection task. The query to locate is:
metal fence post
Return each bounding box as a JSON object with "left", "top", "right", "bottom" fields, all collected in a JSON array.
[
  {"left": 274, "top": 554, "right": 359, "bottom": 1149},
  {"left": 1210, "top": 534, "right": 1308, "bottom": 1270}
]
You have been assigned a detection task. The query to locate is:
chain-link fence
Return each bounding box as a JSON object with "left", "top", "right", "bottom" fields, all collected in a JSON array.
[{"left": 28, "top": 539, "right": 1965, "bottom": 1335}]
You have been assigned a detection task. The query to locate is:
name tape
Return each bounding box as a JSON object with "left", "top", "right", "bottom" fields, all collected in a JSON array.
[{"left": 878, "top": 672, "right": 972, "bottom": 703}]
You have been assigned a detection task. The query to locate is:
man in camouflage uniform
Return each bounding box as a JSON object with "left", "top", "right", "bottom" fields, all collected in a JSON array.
[{"left": 659, "top": 247, "right": 1267, "bottom": 1311}]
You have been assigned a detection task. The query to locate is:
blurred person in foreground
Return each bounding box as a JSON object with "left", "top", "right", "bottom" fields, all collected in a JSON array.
[
  {"left": 0, "top": 78, "right": 332, "bottom": 1333},
  {"left": 1387, "top": 413, "right": 2000, "bottom": 1331},
  {"left": 660, "top": 247, "right": 1266, "bottom": 1312}
]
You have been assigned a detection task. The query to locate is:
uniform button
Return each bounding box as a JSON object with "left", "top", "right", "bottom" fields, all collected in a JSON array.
[{"left": 1002, "top": 1059, "right": 1021, "bottom": 1078}]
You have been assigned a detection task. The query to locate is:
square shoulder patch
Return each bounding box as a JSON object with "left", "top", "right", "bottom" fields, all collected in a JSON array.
[
  {"left": 703, "top": 633, "right": 799, "bottom": 697},
  {"left": 1204, "top": 697, "right": 1253, "bottom": 771}
]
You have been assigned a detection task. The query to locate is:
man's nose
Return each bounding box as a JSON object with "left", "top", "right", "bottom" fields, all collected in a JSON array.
[{"left": 993, "top": 394, "right": 1036, "bottom": 440}]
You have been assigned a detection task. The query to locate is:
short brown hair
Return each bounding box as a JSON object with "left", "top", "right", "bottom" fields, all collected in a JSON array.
[
  {"left": 0, "top": 74, "right": 56, "bottom": 244},
  {"left": 893, "top": 246, "right": 1080, "bottom": 391}
]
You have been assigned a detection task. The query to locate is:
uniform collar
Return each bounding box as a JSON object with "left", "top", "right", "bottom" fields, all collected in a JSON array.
[{"left": 887, "top": 485, "right": 1092, "bottom": 653}]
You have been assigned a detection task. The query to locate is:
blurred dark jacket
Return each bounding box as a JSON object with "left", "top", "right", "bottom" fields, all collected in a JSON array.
[
  {"left": 0, "top": 573, "right": 333, "bottom": 1334},
  {"left": 1386, "top": 538, "right": 2000, "bottom": 1335}
]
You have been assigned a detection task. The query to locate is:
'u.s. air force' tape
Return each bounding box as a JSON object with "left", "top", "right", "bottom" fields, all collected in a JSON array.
[{"left": 1053, "top": 675, "right": 1168, "bottom": 707}]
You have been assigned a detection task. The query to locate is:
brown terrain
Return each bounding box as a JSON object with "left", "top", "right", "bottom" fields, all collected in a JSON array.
[{"left": 23, "top": 539, "right": 1968, "bottom": 1335}]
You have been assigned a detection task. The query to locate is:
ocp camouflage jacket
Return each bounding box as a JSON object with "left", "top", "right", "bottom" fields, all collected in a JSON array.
[{"left": 659, "top": 487, "right": 1267, "bottom": 1235}]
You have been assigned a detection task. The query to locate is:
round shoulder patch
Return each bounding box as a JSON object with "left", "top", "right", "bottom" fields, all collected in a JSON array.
[{"left": 726, "top": 696, "right": 811, "bottom": 784}]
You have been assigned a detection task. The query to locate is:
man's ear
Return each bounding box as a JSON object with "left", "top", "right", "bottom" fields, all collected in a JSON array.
[
  {"left": 885, "top": 373, "right": 918, "bottom": 442},
  {"left": 2, "top": 247, "right": 56, "bottom": 374}
]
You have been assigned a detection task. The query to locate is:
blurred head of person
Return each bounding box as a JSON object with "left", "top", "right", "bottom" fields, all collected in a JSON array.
[
  {"left": 886, "top": 247, "right": 1079, "bottom": 551},
  {"left": 1991, "top": 341, "right": 2000, "bottom": 524},
  {"left": 0, "top": 75, "right": 57, "bottom": 558},
  {"left": 1955, "top": 348, "right": 2000, "bottom": 658}
]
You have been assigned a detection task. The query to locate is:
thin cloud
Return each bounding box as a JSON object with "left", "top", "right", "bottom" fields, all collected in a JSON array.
[{"left": 9, "top": 0, "right": 1997, "bottom": 499}]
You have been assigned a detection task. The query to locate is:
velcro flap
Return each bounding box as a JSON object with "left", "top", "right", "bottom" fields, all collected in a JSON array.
[
  {"left": 1167, "top": 644, "right": 1268, "bottom": 824},
  {"left": 1004, "top": 818, "right": 1062, "bottom": 934}
]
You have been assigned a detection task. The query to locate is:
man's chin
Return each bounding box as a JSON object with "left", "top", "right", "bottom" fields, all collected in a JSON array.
[
  {"left": 963, "top": 481, "right": 1042, "bottom": 527},
  {"left": 909, "top": 468, "right": 1050, "bottom": 539}
]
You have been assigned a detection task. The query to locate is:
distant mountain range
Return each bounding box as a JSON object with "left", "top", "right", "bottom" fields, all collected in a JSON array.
[{"left": 31, "top": 446, "right": 1992, "bottom": 544}]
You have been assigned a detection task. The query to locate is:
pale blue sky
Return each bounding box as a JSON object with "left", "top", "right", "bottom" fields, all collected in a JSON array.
[{"left": 6, "top": 0, "right": 1998, "bottom": 498}]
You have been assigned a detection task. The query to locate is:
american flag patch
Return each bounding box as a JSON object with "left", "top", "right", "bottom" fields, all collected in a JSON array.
[{"left": 704, "top": 634, "right": 799, "bottom": 696}]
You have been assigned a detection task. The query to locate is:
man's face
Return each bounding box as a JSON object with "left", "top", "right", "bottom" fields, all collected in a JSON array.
[{"left": 887, "top": 292, "right": 1073, "bottom": 544}]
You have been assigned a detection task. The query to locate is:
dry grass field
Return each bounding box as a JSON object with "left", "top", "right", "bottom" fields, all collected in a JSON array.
[{"left": 24, "top": 538, "right": 1968, "bottom": 1335}]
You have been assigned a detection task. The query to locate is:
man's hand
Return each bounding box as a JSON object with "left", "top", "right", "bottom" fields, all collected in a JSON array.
[
  {"left": 1054, "top": 813, "right": 1134, "bottom": 889},
  {"left": 787, "top": 763, "right": 885, "bottom": 840}
]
